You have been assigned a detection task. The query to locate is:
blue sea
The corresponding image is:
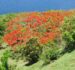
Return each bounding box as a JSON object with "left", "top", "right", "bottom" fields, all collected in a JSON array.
[{"left": 0, "top": 0, "right": 75, "bottom": 14}]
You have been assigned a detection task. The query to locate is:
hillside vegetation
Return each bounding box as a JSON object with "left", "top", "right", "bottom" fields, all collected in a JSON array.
[{"left": 0, "top": 10, "right": 75, "bottom": 70}]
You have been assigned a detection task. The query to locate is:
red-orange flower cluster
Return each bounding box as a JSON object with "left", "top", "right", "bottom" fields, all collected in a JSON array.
[{"left": 3, "top": 11, "right": 73, "bottom": 47}]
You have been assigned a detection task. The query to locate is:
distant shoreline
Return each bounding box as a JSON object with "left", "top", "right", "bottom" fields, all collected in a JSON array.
[{"left": 0, "top": 9, "right": 75, "bottom": 15}]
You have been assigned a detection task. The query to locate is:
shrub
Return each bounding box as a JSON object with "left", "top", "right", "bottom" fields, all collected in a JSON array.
[
  {"left": 62, "top": 16, "right": 75, "bottom": 53},
  {"left": 11, "top": 38, "right": 42, "bottom": 65},
  {"left": 22, "top": 38, "right": 42, "bottom": 64},
  {"left": 0, "top": 14, "right": 16, "bottom": 36},
  {"left": 1, "top": 49, "right": 11, "bottom": 70},
  {"left": 2, "top": 11, "right": 73, "bottom": 66},
  {"left": 40, "top": 41, "right": 61, "bottom": 64},
  {"left": 3, "top": 11, "right": 69, "bottom": 46},
  {"left": 11, "top": 45, "right": 26, "bottom": 60}
]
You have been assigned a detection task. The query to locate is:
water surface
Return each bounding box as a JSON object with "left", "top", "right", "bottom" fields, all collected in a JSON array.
[{"left": 0, "top": 0, "right": 75, "bottom": 14}]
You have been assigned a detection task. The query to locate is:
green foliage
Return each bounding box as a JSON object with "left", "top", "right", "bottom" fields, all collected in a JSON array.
[
  {"left": 62, "top": 16, "right": 75, "bottom": 53},
  {"left": 0, "top": 49, "right": 11, "bottom": 70},
  {"left": 11, "top": 45, "right": 26, "bottom": 60},
  {"left": 0, "top": 26, "right": 5, "bottom": 36},
  {"left": 0, "top": 36, "right": 3, "bottom": 45},
  {"left": 0, "top": 14, "right": 16, "bottom": 36},
  {"left": 11, "top": 38, "right": 42, "bottom": 65},
  {"left": 40, "top": 42, "right": 60, "bottom": 64},
  {"left": 23, "top": 38, "right": 42, "bottom": 64}
]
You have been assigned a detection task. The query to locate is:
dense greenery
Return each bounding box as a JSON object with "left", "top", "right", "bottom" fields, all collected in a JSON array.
[{"left": 0, "top": 11, "right": 75, "bottom": 70}]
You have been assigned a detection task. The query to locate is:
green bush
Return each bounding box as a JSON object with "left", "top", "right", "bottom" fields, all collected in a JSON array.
[
  {"left": 40, "top": 42, "right": 61, "bottom": 64},
  {"left": 23, "top": 38, "right": 42, "bottom": 64},
  {"left": 0, "top": 49, "right": 11, "bottom": 70},
  {"left": 11, "top": 39, "right": 62, "bottom": 65},
  {"left": 61, "top": 16, "right": 75, "bottom": 53},
  {"left": 11, "top": 45, "right": 25, "bottom": 60},
  {"left": 0, "top": 14, "right": 16, "bottom": 36},
  {"left": 12, "top": 38, "right": 42, "bottom": 65}
]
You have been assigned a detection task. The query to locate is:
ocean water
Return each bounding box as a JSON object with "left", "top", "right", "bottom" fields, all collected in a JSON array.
[{"left": 0, "top": 0, "right": 75, "bottom": 14}]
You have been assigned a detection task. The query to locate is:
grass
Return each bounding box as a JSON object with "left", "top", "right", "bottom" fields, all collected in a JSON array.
[
  {"left": 0, "top": 49, "right": 75, "bottom": 70},
  {"left": 14, "top": 50, "right": 75, "bottom": 70},
  {"left": 43, "top": 51, "right": 75, "bottom": 70}
]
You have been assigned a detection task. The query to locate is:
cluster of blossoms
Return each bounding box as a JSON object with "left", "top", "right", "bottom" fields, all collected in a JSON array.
[{"left": 3, "top": 11, "right": 73, "bottom": 47}]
